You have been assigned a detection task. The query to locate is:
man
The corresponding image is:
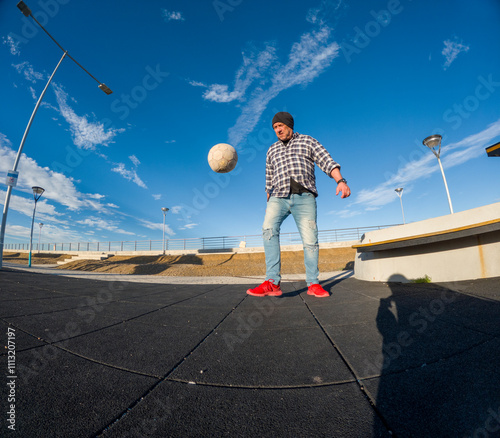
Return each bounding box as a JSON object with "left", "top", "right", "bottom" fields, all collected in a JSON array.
[{"left": 247, "top": 111, "right": 351, "bottom": 298}]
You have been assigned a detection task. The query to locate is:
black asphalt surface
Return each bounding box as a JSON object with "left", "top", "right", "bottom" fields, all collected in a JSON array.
[{"left": 1, "top": 265, "right": 499, "bottom": 438}]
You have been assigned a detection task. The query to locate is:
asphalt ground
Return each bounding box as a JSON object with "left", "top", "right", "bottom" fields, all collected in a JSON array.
[{"left": 1, "top": 264, "right": 499, "bottom": 438}]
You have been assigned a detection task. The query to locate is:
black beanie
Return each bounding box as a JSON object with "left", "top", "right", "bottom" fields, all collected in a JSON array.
[{"left": 272, "top": 112, "right": 294, "bottom": 130}]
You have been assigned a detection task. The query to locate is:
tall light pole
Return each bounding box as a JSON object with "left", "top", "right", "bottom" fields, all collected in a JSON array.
[
  {"left": 28, "top": 186, "right": 44, "bottom": 267},
  {"left": 423, "top": 134, "right": 454, "bottom": 214},
  {"left": 161, "top": 207, "right": 169, "bottom": 255},
  {"left": 394, "top": 188, "right": 405, "bottom": 224},
  {"left": 0, "top": 1, "right": 113, "bottom": 270},
  {"left": 38, "top": 222, "right": 43, "bottom": 253}
]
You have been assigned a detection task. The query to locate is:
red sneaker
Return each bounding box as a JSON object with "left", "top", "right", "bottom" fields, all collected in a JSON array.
[
  {"left": 247, "top": 280, "right": 282, "bottom": 297},
  {"left": 307, "top": 283, "right": 329, "bottom": 298}
]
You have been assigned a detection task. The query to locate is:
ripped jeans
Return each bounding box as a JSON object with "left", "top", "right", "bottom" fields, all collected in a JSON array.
[{"left": 262, "top": 193, "right": 319, "bottom": 285}]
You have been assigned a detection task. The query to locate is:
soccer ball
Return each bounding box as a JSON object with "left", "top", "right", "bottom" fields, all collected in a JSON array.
[{"left": 207, "top": 143, "right": 238, "bottom": 173}]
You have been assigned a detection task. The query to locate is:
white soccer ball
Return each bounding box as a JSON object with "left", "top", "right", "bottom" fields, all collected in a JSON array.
[{"left": 207, "top": 143, "right": 238, "bottom": 173}]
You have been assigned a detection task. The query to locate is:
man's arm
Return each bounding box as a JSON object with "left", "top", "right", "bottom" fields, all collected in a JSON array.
[{"left": 330, "top": 167, "right": 351, "bottom": 199}]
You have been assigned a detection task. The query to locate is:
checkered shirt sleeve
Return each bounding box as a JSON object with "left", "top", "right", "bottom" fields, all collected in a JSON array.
[{"left": 265, "top": 132, "right": 340, "bottom": 197}]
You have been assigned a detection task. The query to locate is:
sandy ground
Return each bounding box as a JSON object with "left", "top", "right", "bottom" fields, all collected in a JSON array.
[{"left": 3, "top": 248, "right": 355, "bottom": 277}]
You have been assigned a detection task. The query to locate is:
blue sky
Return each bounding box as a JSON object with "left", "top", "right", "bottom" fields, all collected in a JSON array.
[{"left": 1, "top": 0, "right": 500, "bottom": 247}]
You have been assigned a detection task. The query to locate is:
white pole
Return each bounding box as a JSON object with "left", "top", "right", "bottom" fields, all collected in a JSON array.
[
  {"left": 38, "top": 223, "right": 43, "bottom": 253},
  {"left": 399, "top": 196, "right": 405, "bottom": 224},
  {"left": 436, "top": 156, "right": 454, "bottom": 214},
  {"left": 28, "top": 200, "right": 38, "bottom": 267},
  {"left": 0, "top": 52, "right": 67, "bottom": 269},
  {"left": 162, "top": 213, "right": 166, "bottom": 255}
]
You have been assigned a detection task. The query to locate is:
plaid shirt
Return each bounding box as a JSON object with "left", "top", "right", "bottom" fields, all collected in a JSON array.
[{"left": 265, "top": 132, "right": 340, "bottom": 197}]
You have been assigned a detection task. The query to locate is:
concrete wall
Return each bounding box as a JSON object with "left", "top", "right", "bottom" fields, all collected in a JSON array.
[{"left": 354, "top": 202, "right": 500, "bottom": 282}]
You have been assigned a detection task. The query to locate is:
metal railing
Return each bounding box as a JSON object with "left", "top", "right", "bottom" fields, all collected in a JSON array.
[{"left": 5, "top": 225, "right": 398, "bottom": 253}]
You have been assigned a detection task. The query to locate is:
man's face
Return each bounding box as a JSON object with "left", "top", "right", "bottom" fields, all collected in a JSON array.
[{"left": 273, "top": 122, "right": 293, "bottom": 142}]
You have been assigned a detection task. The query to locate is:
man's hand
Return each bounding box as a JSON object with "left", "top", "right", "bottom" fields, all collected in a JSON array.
[
  {"left": 330, "top": 168, "right": 351, "bottom": 199},
  {"left": 336, "top": 182, "right": 351, "bottom": 199}
]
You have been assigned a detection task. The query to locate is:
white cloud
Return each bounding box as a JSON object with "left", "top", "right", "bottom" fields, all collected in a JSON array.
[
  {"left": 201, "top": 45, "right": 279, "bottom": 104},
  {"left": 330, "top": 208, "right": 362, "bottom": 219},
  {"left": 52, "top": 83, "right": 123, "bottom": 151},
  {"left": 0, "top": 135, "right": 113, "bottom": 213},
  {"left": 442, "top": 37, "right": 470, "bottom": 70},
  {"left": 111, "top": 163, "right": 147, "bottom": 189},
  {"left": 179, "top": 223, "right": 198, "bottom": 230},
  {"left": 203, "top": 84, "right": 243, "bottom": 103},
  {"left": 307, "top": 0, "right": 344, "bottom": 25},
  {"left": 3, "top": 35, "right": 21, "bottom": 56},
  {"left": 12, "top": 61, "right": 44, "bottom": 83},
  {"left": 137, "top": 218, "right": 174, "bottom": 235},
  {"left": 162, "top": 9, "right": 184, "bottom": 21},
  {"left": 188, "top": 80, "right": 205, "bottom": 87},
  {"left": 227, "top": 26, "right": 340, "bottom": 147},
  {"left": 152, "top": 194, "right": 162, "bottom": 200},
  {"left": 5, "top": 222, "right": 83, "bottom": 244},
  {"left": 76, "top": 217, "right": 135, "bottom": 235},
  {"left": 129, "top": 155, "right": 141, "bottom": 167},
  {"left": 0, "top": 191, "right": 64, "bottom": 224}
]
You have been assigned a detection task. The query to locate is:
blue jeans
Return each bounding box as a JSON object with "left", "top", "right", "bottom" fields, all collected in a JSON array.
[{"left": 263, "top": 193, "right": 319, "bottom": 285}]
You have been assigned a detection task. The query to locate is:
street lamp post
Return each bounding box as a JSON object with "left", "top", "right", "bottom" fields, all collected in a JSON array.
[
  {"left": 161, "top": 208, "right": 169, "bottom": 254},
  {"left": 394, "top": 188, "right": 405, "bottom": 224},
  {"left": 422, "top": 134, "right": 454, "bottom": 214},
  {"left": 28, "top": 186, "right": 44, "bottom": 267},
  {"left": 38, "top": 222, "right": 43, "bottom": 253},
  {"left": 0, "top": 1, "right": 113, "bottom": 269}
]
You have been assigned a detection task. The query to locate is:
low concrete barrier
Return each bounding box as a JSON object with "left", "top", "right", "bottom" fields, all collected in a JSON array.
[
  {"left": 8, "top": 241, "right": 356, "bottom": 258},
  {"left": 353, "top": 202, "right": 500, "bottom": 282}
]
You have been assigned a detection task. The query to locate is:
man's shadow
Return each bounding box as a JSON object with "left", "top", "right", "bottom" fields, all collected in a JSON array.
[{"left": 371, "top": 274, "right": 500, "bottom": 437}]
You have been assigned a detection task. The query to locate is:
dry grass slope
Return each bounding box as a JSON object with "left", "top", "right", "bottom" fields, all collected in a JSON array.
[{"left": 4, "top": 247, "right": 355, "bottom": 277}]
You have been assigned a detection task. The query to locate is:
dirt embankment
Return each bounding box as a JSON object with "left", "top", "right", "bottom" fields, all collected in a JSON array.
[
  {"left": 3, "top": 252, "right": 71, "bottom": 264},
  {"left": 5, "top": 247, "right": 355, "bottom": 277}
]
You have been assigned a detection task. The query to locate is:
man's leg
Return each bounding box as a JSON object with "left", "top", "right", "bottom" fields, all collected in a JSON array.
[
  {"left": 291, "top": 193, "right": 319, "bottom": 285},
  {"left": 262, "top": 196, "right": 290, "bottom": 284}
]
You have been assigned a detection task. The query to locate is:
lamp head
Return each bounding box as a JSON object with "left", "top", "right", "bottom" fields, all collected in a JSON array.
[
  {"left": 17, "top": 1, "right": 31, "bottom": 17},
  {"left": 32, "top": 186, "right": 45, "bottom": 201},
  {"left": 161, "top": 207, "right": 169, "bottom": 213},
  {"left": 423, "top": 134, "right": 442, "bottom": 150},
  {"left": 395, "top": 188, "right": 403, "bottom": 195},
  {"left": 98, "top": 84, "right": 113, "bottom": 95}
]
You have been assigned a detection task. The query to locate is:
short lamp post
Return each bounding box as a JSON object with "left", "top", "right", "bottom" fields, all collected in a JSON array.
[
  {"left": 423, "top": 134, "right": 454, "bottom": 214},
  {"left": 28, "top": 186, "right": 44, "bottom": 267},
  {"left": 38, "top": 222, "right": 44, "bottom": 253},
  {"left": 161, "top": 207, "right": 169, "bottom": 254},
  {"left": 394, "top": 188, "right": 405, "bottom": 224}
]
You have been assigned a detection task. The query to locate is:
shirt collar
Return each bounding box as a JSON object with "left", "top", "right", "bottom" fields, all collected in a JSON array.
[{"left": 280, "top": 131, "right": 298, "bottom": 146}]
